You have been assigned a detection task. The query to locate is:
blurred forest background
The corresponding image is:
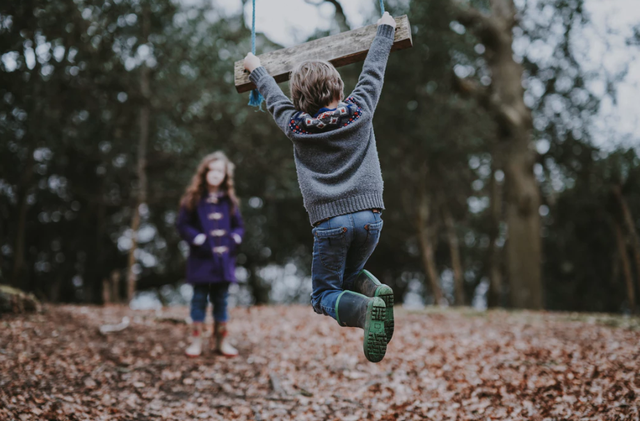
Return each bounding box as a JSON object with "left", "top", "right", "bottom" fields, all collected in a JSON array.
[{"left": 1, "top": 0, "right": 639, "bottom": 313}]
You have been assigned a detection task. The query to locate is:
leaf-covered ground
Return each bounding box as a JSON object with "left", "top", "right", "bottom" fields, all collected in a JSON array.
[{"left": 1, "top": 305, "right": 639, "bottom": 420}]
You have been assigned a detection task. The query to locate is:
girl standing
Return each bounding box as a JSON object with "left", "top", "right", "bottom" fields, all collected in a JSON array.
[{"left": 177, "top": 151, "right": 244, "bottom": 357}]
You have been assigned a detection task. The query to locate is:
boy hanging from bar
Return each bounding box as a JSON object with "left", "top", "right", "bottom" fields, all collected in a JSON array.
[{"left": 243, "top": 12, "right": 397, "bottom": 363}]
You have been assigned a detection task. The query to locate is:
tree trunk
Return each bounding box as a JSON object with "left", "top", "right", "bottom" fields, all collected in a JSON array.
[
  {"left": 12, "top": 41, "right": 42, "bottom": 290},
  {"left": 456, "top": 0, "right": 542, "bottom": 309},
  {"left": 0, "top": 226, "right": 2, "bottom": 277},
  {"left": 312, "top": 0, "right": 350, "bottom": 32},
  {"left": 102, "top": 278, "right": 111, "bottom": 305},
  {"left": 442, "top": 204, "right": 465, "bottom": 305},
  {"left": 486, "top": 166, "right": 504, "bottom": 307},
  {"left": 11, "top": 143, "right": 35, "bottom": 288},
  {"left": 416, "top": 190, "right": 445, "bottom": 305},
  {"left": 126, "top": 7, "right": 151, "bottom": 303},
  {"left": 613, "top": 221, "right": 636, "bottom": 311},
  {"left": 0, "top": 205, "right": 6, "bottom": 280},
  {"left": 612, "top": 185, "right": 640, "bottom": 299},
  {"left": 504, "top": 150, "right": 542, "bottom": 309},
  {"left": 247, "top": 263, "right": 270, "bottom": 305},
  {"left": 111, "top": 270, "right": 121, "bottom": 303},
  {"left": 125, "top": 205, "right": 141, "bottom": 303},
  {"left": 95, "top": 179, "right": 107, "bottom": 303},
  {"left": 50, "top": 275, "right": 62, "bottom": 304}
]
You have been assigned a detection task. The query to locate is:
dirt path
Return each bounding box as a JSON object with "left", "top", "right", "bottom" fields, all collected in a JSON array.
[{"left": 1, "top": 305, "right": 639, "bottom": 420}]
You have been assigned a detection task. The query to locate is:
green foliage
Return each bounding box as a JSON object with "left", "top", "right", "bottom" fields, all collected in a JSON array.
[{"left": 1, "top": 0, "right": 639, "bottom": 312}]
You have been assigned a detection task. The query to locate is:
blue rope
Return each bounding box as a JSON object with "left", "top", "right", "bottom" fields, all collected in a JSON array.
[
  {"left": 251, "top": 0, "right": 256, "bottom": 55},
  {"left": 379, "top": 0, "right": 385, "bottom": 14},
  {"left": 248, "top": 0, "right": 264, "bottom": 109}
]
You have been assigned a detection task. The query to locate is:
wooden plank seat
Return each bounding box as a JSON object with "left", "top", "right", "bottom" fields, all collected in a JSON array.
[{"left": 234, "top": 15, "right": 413, "bottom": 94}]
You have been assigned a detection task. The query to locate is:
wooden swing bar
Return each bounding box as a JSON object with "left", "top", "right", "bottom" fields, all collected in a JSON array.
[{"left": 234, "top": 15, "right": 413, "bottom": 94}]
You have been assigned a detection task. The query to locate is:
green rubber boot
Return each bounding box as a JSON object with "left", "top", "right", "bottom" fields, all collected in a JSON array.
[
  {"left": 352, "top": 270, "right": 394, "bottom": 343},
  {"left": 335, "top": 291, "right": 387, "bottom": 363}
]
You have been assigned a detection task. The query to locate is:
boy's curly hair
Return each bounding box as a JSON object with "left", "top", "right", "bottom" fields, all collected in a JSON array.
[{"left": 290, "top": 60, "right": 344, "bottom": 116}]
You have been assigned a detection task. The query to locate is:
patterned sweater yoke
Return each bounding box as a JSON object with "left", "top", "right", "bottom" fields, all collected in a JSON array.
[
  {"left": 289, "top": 98, "right": 363, "bottom": 135},
  {"left": 249, "top": 24, "right": 395, "bottom": 226}
]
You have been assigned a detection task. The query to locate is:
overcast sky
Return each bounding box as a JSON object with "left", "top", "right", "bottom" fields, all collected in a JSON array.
[
  {"left": 211, "top": 0, "right": 639, "bottom": 150},
  {"left": 580, "top": 0, "right": 640, "bottom": 149}
]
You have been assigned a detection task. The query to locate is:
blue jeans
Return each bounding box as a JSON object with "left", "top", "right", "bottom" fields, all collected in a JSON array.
[
  {"left": 190, "top": 282, "right": 230, "bottom": 323},
  {"left": 310, "top": 209, "right": 383, "bottom": 321}
]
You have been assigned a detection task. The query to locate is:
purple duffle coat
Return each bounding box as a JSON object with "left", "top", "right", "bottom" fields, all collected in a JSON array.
[{"left": 176, "top": 193, "right": 245, "bottom": 284}]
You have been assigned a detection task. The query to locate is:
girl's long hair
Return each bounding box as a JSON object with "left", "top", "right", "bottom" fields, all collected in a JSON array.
[{"left": 180, "top": 151, "right": 240, "bottom": 214}]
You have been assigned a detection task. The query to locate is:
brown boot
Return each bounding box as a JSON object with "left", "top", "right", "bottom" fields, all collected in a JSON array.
[
  {"left": 185, "top": 322, "right": 204, "bottom": 357},
  {"left": 214, "top": 321, "right": 238, "bottom": 357}
]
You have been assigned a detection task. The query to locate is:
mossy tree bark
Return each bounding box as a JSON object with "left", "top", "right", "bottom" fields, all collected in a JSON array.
[{"left": 455, "top": 0, "right": 542, "bottom": 309}]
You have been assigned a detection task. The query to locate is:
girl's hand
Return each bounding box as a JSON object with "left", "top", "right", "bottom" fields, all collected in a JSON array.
[
  {"left": 244, "top": 53, "right": 261, "bottom": 73},
  {"left": 377, "top": 12, "right": 396, "bottom": 29},
  {"left": 193, "top": 233, "right": 206, "bottom": 246}
]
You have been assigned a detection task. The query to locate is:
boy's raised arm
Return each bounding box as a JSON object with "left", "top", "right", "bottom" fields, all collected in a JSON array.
[
  {"left": 350, "top": 12, "right": 396, "bottom": 113},
  {"left": 245, "top": 53, "right": 297, "bottom": 136}
]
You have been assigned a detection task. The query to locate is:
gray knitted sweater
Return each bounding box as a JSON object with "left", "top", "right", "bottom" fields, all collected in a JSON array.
[{"left": 249, "top": 24, "right": 395, "bottom": 226}]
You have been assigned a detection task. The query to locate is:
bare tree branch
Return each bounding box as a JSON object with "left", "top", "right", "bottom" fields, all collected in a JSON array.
[
  {"left": 452, "top": 73, "right": 526, "bottom": 133},
  {"left": 453, "top": 4, "right": 505, "bottom": 49},
  {"left": 304, "top": 0, "right": 350, "bottom": 32},
  {"left": 489, "top": 0, "right": 516, "bottom": 22}
]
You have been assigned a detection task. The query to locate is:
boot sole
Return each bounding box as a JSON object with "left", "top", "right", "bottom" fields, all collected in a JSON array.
[
  {"left": 363, "top": 297, "right": 387, "bottom": 363},
  {"left": 374, "top": 285, "right": 394, "bottom": 343}
]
